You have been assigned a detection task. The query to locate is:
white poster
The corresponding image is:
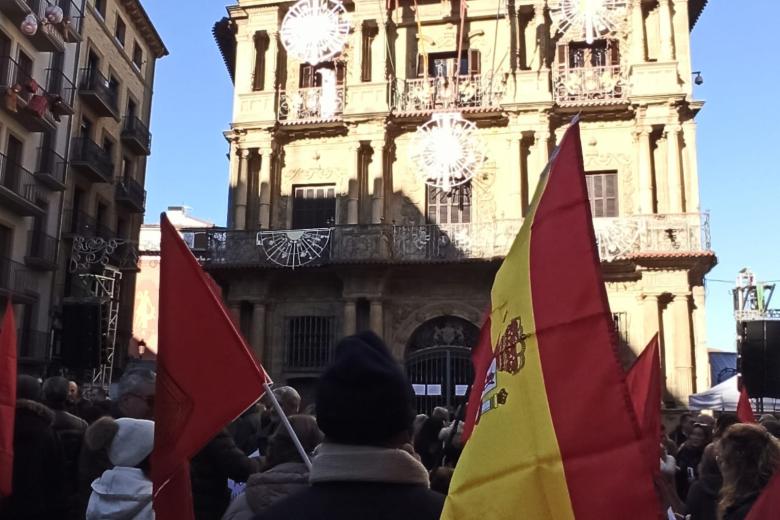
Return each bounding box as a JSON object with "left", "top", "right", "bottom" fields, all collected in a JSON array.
[
  {"left": 455, "top": 384, "right": 469, "bottom": 396},
  {"left": 426, "top": 384, "right": 442, "bottom": 396},
  {"left": 412, "top": 384, "right": 426, "bottom": 396}
]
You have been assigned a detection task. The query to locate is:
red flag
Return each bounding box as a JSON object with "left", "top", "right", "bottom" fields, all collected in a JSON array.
[
  {"left": 152, "top": 215, "right": 267, "bottom": 519},
  {"left": 0, "top": 302, "right": 16, "bottom": 497},
  {"left": 737, "top": 384, "right": 755, "bottom": 423},
  {"left": 461, "top": 315, "right": 491, "bottom": 442},
  {"left": 626, "top": 334, "right": 661, "bottom": 475},
  {"left": 746, "top": 471, "right": 780, "bottom": 520}
]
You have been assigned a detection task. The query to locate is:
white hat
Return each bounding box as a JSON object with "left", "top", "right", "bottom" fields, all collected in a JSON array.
[{"left": 108, "top": 418, "right": 155, "bottom": 467}]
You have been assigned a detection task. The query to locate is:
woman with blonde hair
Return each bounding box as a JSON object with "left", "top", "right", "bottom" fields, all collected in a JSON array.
[{"left": 717, "top": 423, "right": 780, "bottom": 520}]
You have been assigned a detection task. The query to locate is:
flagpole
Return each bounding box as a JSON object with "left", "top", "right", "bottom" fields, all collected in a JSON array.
[{"left": 263, "top": 382, "right": 312, "bottom": 470}]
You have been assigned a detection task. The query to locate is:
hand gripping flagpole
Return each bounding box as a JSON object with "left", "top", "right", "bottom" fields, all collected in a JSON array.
[{"left": 263, "top": 382, "right": 313, "bottom": 470}]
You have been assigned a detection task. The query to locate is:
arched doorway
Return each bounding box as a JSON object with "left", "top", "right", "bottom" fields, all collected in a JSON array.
[{"left": 405, "top": 316, "right": 479, "bottom": 415}]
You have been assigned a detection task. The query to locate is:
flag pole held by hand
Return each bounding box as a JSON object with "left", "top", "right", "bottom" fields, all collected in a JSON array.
[{"left": 263, "top": 382, "right": 312, "bottom": 470}]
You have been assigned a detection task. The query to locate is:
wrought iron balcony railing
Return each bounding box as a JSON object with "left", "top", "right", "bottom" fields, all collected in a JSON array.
[
  {"left": 115, "top": 177, "right": 146, "bottom": 212},
  {"left": 0, "top": 151, "right": 43, "bottom": 215},
  {"left": 56, "top": 0, "right": 84, "bottom": 41},
  {"left": 70, "top": 136, "right": 114, "bottom": 183},
  {"left": 392, "top": 74, "right": 506, "bottom": 113},
  {"left": 190, "top": 214, "right": 712, "bottom": 268},
  {"left": 25, "top": 230, "right": 58, "bottom": 269},
  {"left": 45, "top": 68, "right": 76, "bottom": 114},
  {"left": 35, "top": 146, "right": 67, "bottom": 190},
  {"left": 278, "top": 86, "right": 345, "bottom": 122},
  {"left": 0, "top": 55, "right": 57, "bottom": 131},
  {"left": 64, "top": 209, "right": 97, "bottom": 236},
  {"left": 0, "top": 257, "right": 38, "bottom": 298},
  {"left": 553, "top": 64, "right": 627, "bottom": 105},
  {"left": 26, "top": 0, "right": 65, "bottom": 51},
  {"left": 121, "top": 116, "right": 151, "bottom": 155},
  {"left": 78, "top": 67, "right": 119, "bottom": 118}
]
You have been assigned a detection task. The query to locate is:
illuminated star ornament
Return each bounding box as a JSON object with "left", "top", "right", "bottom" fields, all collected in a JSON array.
[
  {"left": 280, "top": 0, "right": 350, "bottom": 65},
  {"left": 550, "top": 0, "right": 627, "bottom": 44},
  {"left": 409, "top": 112, "right": 485, "bottom": 192}
]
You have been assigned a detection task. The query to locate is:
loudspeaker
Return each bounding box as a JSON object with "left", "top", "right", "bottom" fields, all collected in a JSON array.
[
  {"left": 738, "top": 320, "right": 780, "bottom": 398},
  {"left": 61, "top": 300, "right": 102, "bottom": 370}
]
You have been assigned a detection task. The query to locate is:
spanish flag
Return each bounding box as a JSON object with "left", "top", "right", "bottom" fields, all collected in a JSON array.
[{"left": 442, "top": 121, "right": 660, "bottom": 519}]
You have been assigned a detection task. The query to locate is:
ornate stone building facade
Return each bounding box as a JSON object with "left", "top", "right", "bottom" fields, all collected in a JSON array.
[{"left": 209, "top": 0, "right": 714, "bottom": 408}]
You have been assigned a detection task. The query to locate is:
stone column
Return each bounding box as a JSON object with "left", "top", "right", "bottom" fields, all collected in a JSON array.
[
  {"left": 531, "top": 2, "right": 548, "bottom": 70},
  {"left": 370, "top": 299, "right": 383, "bottom": 336},
  {"left": 227, "top": 139, "right": 240, "bottom": 228},
  {"left": 691, "top": 286, "right": 709, "bottom": 393},
  {"left": 642, "top": 293, "right": 660, "bottom": 345},
  {"left": 228, "top": 302, "right": 241, "bottom": 328},
  {"left": 343, "top": 299, "right": 357, "bottom": 336},
  {"left": 353, "top": 23, "right": 365, "bottom": 82},
  {"left": 235, "top": 148, "right": 251, "bottom": 230},
  {"left": 507, "top": 133, "right": 523, "bottom": 220},
  {"left": 636, "top": 126, "right": 654, "bottom": 214},
  {"left": 347, "top": 141, "right": 361, "bottom": 225},
  {"left": 369, "top": 140, "right": 384, "bottom": 224},
  {"left": 268, "top": 31, "right": 280, "bottom": 89},
  {"left": 658, "top": 0, "right": 674, "bottom": 61},
  {"left": 531, "top": 128, "right": 550, "bottom": 195},
  {"left": 682, "top": 122, "right": 700, "bottom": 212},
  {"left": 665, "top": 124, "right": 683, "bottom": 213},
  {"left": 259, "top": 149, "right": 272, "bottom": 229},
  {"left": 372, "top": 20, "right": 386, "bottom": 82},
  {"left": 250, "top": 303, "right": 266, "bottom": 364},
  {"left": 670, "top": 292, "right": 693, "bottom": 399},
  {"left": 630, "top": 0, "right": 645, "bottom": 63}
]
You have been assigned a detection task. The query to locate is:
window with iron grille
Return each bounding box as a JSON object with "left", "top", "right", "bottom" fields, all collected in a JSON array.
[
  {"left": 427, "top": 184, "right": 472, "bottom": 225},
  {"left": 586, "top": 172, "right": 618, "bottom": 218},
  {"left": 292, "top": 184, "right": 336, "bottom": 229},
  {"left": 613, "top": 312, "right": 629, "bottom": 344},
  {"left": 285, "top": 316, "right": 335, "bottom": 371}
]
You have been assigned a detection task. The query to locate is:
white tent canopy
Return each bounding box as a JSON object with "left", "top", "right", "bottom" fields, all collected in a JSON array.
[{"left": 688, "top": 376, "right": 780, "bottom": 412}]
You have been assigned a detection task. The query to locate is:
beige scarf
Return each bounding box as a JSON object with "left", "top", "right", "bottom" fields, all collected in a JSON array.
[{"left": 309, "top": 443, "right": 430, "bottom": 487}]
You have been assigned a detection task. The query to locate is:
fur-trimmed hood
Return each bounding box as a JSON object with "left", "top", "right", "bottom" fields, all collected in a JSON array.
[
  {"left": 84, "top": 416, "right": 120, "bottom": 452},
  {"left": 16, "top": 398, "right": 55, "bottom": 424}
]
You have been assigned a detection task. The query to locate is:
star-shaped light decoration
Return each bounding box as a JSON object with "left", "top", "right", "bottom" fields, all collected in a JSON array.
[
  {"left": 409, "top": 112, "right": 485, "bottom": 192},
  {"left": 550, "top": 0, "right": 628, "bottom": 44},
  {"left": 280, "top": 0, "right": 350, "bottom": 65}
]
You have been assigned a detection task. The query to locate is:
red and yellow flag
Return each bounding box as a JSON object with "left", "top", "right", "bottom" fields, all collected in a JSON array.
[{"left": 442, "top": 121, "right": 659, "bottom": 519}]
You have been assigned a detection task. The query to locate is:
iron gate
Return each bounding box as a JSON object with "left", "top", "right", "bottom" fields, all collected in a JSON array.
[{"left": 405, "top": 346, "right": 474, "bottom": 415}]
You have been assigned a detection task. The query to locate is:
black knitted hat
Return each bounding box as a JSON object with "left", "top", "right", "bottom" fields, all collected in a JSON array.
[{"left": 316, "top": 331, "right": 416, "bottom": 445}]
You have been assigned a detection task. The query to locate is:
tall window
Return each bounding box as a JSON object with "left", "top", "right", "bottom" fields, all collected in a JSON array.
[
  {"left": 115, "top": 16, "right": 126, "bottom": 46},
  {"left": 299, "top": 62, "right": 346, "bottom": 88},
  {"left": 95, "top": 0, "right": 107, "bottom": 18},
  {"left": 417, "top": 49, "right": 480, "bottom": 77},
  {"left": 132, "top": 43, "right": 143, "bottom": 70},
  {"left": 427, "top": 185, "right": 471, "bottom": 225},
  {"left": 121, "top": 156, "right": 133, "bottom": 181},
  {"left": 285, "top": 316, "right": 335, "bottom": 371},
  {"left": 360, "top": 22, "right": 377, "bottom": 82},
  {"left": 612, "top": 312, "right": 629, "bottom": 344},
  {"left": 586, "top": 172, "right": 618, "bottom": 218},
  {"left": 292, "top": 184, "right": 336, "bottom": 229},
  {"left": 558, "top": 39, "right": 619, "bottom": 69},
  {"left": 252, "top": 32, "right": 267, "bottom": 91}
]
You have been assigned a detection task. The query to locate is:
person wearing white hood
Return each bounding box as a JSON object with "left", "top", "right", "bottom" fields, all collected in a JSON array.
[{"left": 86, "top": 417, "right": 155, "bottom": 519}]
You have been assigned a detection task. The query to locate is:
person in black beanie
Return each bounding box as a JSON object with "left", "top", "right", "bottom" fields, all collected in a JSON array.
[{"left": 254, "top": 331, "right": 445, "bottom": 520}]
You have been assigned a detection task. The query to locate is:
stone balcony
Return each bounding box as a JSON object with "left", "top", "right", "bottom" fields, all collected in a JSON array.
[
  {"left": 391, "top": 74, "right": 505, "bottom": 114},
  {"left": 189, "top": 213, "right": 711, "bottom": 269},
  {"left": 553, "top": 64, "right": 627, "bottom": 106},
  {"left": 277, "top": 85, "right": 345, "bottom": 123}
]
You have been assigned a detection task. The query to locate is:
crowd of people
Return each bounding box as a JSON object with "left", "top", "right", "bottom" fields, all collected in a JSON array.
[
  {"left": 658, "top": 411, "right": 780, "bottom": 519},
  {"left": 1, "top": 331, "right": 779, "bottom": 520}
]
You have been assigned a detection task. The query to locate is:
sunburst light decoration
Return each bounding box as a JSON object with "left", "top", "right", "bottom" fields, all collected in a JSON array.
[
  {"left": 280, "top": 0, "right": 350, "bottom": 65},
  {"left": 550, "top": 0, "right": 627, "bottom": 44},
  {"left": 256, "top": 228, "right": 332, "bottom": 268},
  {"left": 409, "top": 112, "right": 485, "bottom": 192}
]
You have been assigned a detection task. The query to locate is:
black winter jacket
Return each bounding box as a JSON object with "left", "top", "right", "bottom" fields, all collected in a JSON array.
[
  {"left": 0, "top": 400, "right": 66, "bottom": 520},
  {"left": 254, "top": 482, "right": 445, "bottom": 520},
  {"left": 191, "top": 429, "right": 257, "bottom": 520},
  {"left": 685, "top": 474, "right": 722, "bottom": 520}
]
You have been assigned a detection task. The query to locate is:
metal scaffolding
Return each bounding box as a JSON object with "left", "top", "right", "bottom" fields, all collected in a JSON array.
[{"left": 77, "top": 267, "right": 122, "bottom": 389}]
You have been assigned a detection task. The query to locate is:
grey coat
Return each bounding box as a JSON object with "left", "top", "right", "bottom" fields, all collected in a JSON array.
[{"left": 221, "top": 462, "right": 309, "bottom": 520}]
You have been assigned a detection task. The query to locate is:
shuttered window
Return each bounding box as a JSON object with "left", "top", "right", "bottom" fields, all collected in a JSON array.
[
  {"left": 285, "top": 316, "right": 335, "bottom": 371},
  {"left": 586, "top": 172, "right": 618, "bottom": 217}
]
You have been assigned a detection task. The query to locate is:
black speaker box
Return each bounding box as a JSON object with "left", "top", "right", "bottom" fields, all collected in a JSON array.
[
  {"left": 61, "top": 300, "right": 102, "bottom": 370},
  {"left": 738, "top": 320, "right": 780, "bottom": 398}
]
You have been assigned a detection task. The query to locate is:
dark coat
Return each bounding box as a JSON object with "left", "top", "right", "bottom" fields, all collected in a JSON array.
[
  {"left": 685, "top": 473, "right": 722, "bottom": 520},
  {"left": 253, "top": 482, "right": 446, "bottom": 520},
  {"left": 676, "top": 444, "right": 704, "bottom": 500},
  {"left": 191, "top": 429, "right": 257, "bottom": 520},
  {"left": 228, "top": 406, "right": 264, "bottom": 455},
  {"left": 76, "top": 416, "right": 117, "bottom": 518},
  {"left": 723, "top": 493, "right": 760, "bottom": 520},
  {"left": 0, "top": 400, "right": 66, "bottom": 520},
  {"left": 51, "top": 409, "right": 87, "bottom": 519}
]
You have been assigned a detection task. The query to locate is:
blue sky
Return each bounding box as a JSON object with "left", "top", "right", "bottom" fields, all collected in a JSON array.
[{"left": 142, "top": 1, "right": 776, "bottom": 352}]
